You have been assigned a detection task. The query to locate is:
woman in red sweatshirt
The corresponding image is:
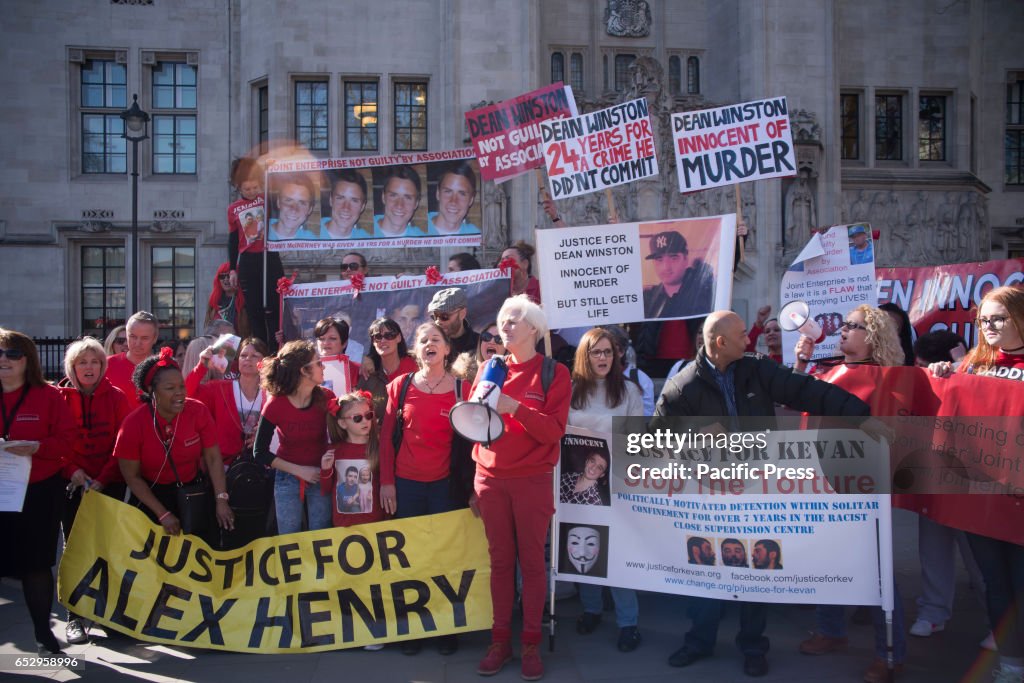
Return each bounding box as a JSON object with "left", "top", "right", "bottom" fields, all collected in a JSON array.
[
  {"left": 378, "top": 321, "right": 468, "bottom": 656},
  {"left": 0, "top": 329, "right": 76, "bottom": 654},
  {"left": 58, "top": 336, "right": 132, "bottom": 644},
  {"left": 473, "top": 295, "right": 571, "bottom": 681},
  {"left": 931, "top": 285, "right": 1024, "bottom": 682}
]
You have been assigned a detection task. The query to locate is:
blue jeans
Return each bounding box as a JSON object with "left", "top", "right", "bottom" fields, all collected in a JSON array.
[
  {"left": 683, "top": 597, "right": 768, "bottom": 657},
  {"left": 967, "top": 532, "right": 1024, "bottom": 658},
  {"left": 816, "top": 581, "right": 906, "bottom": 662},
  {"left": 274, "top": 470, "right": 331, "bottom": 534},
  {"left": 395, "top": 476, "right": 453, "bottom": 519},
  {"left": 579, "top": 584, "right": 638, "bottom": 627}
]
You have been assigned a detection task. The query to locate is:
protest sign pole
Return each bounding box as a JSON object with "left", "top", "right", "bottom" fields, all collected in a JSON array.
[
  {"left": 536, "top": 168, "right": 550, "bottom": 201},
  {"left": 604, "top": 188, "right": 619, "bottom": 223},
  {"left": 734, "top": 184, "right": 746, "bottom": 262}
]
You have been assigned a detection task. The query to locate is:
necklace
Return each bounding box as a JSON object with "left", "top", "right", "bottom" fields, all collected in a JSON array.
[
  {"left": 419, "top": 372, "right": 448, "bottom": 393},
  {"left": 1002, "top": 344, "right": 1024, "bottom": 353},
  {"left": 236, "top": 379, "right": 261, "bottom": 433}
]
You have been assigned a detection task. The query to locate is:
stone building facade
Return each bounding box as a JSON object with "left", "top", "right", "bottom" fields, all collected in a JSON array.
[{"left": 1, "top": 0, "right": 1021, "bottom": 340}]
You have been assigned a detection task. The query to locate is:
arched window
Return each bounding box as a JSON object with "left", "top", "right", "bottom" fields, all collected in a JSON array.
[
  {"left": 551, "top": 52, "right": 565, "bottom": 85},
  {"left": 570, "top": 53, "right": 584, "bottom": 94},
  {"left": 668, "top": 56, "right": 681, "bottom": 95},
  {"left": 687, "top": 56, "right": 700, "bottom": 94}
]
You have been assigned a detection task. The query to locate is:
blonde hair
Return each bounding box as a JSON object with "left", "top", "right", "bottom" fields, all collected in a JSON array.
[
  {"left": 851, "top": 304, "right": 904, "bottom": 367},
  {"left": 498, "top": 294, "right": 548, "bottom": 340},
  {"left": 326, "top": 392, "right": 379, "bottom": 472},
  {"left": 103, "top": 325, "right": 126, "bottom": 355},
  {"left": 63, "top": 337, "right": 108, "bottom": 391}
]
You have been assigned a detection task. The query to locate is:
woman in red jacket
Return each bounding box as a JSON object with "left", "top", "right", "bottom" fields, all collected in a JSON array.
[
  {"left": 0, "top": 329, "right": 76, "bottom": 654},
  {"left": 58, "top": 336, "right": 132, "bottom": 644},
  {"left": 931, "top": 285, "right": 1024, "bottom": 682},
  {"left": 185, "top": 337, "right": 268, "bottom": 465},
  {"left": 474, "top": 295, "right": 570, "bottom": 681}
]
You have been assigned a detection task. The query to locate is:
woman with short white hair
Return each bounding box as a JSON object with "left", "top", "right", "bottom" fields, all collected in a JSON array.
[{"left": 474, "top": 295, "right": 571, "bottom": 681}]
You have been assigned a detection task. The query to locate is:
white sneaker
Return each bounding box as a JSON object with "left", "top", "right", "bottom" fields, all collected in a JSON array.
[
  {"left": 909, "top": 618, "right": 944, "bottom": 637},
  {"left": 981, "top": 631, "right": 998, "bottom": 651}
]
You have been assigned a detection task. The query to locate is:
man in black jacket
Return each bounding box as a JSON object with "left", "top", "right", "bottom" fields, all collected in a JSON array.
[{"left": 653, "top": 310, "right": 870, "bottom": 678}]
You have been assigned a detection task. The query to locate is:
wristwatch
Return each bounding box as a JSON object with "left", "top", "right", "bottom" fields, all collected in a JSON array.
[{"left": 216, "top": 492, "right": 230, "bottom": 501}]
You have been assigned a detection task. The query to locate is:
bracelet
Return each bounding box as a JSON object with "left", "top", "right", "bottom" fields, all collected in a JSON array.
[
  {"left": 552, "top": 215, "right": 562, "bottom": 223},
  {"left": 158, "top": 511, "right": 172, "bottom": 522}
]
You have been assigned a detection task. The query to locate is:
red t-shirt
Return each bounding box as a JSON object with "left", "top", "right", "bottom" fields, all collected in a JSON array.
[
  {"left": 58, "top": 378, "right": 132, "bottom": 485},
  {"left": 967, "top": 351, "right": 1024, "bottom": 381},
  {"left": 259, "top": 390, "right": 334, "bottom": 467},
  {"left": 472, "top": 353, "right": 571, "bottom": 479},
  {"left": 113, "top": 399, "right": 218, "bottom": 484},
  {"left": 228, "top": 195, "right": 266, "bottom": 255},
  {"left": 321, "top": 441, "right": 384, "bottom": 527},
  {"left": 2, "top": 383, "right": 76, "bottom": 483},
  {"left": 379, "top": 375, "right": 469, "bottom": 485},
  {"left": 389, "top": 356, "right": 419, "bottom": 382},
  {"left": 106, "top": 353, "right": 142, "bottom": 409},
  {"left": 655, "top": 320, "right": 696, "bottom": 360}
]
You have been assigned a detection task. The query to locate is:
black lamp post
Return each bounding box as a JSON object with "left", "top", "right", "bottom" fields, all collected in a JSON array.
[{"left": 120, "top": 93, "right": 150, "bottom": 313}]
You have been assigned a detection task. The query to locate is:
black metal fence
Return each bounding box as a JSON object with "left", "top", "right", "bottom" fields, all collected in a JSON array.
[{"left": 33, "top": 337, "right": 73, "bottom": 382}]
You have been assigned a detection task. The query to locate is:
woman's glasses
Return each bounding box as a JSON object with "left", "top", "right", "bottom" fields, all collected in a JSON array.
[
  {"left": 840, "top": 321, "right": 867, "bottom": 332},
  {"left": 977, "top": 316, "right": 1008, "bottom": 331},
  {"left": 114, "top": 337, "right": 127, "bottom": 345},
  {"left": 480, "top": 331, "right": 503, "bottom": 344},
  {"left": 0, "top": 349, "right": 26, "bottom": 360},
  {"left": 588, "top": 348, "right": 615, "bottom": 359},
  {"left": 341, "top": 262, "right": 363, "bottom": 272},
  {"left": 344, "top": 412, "right": 375, "bottom": 424},
  {"left": 371, "top": 330, "right": 400, "bottom": 342}
]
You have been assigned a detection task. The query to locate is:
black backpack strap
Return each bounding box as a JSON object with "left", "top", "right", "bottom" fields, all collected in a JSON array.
[
  {"left": 627, "top": 367, "right": 639, "bottom": 385},
  {"left": 541, "top": 355, "right": 555, "bottom": 397},
  {"left": 390, "top": 372, "right": 416, "bottom": 455}
]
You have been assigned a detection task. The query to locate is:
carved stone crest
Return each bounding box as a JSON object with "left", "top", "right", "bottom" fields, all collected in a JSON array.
[
  {"left": 605, "top": 0, "right": 652, "bottom": 37},
  {"left": 150, "top": 220, "right": 179, "bottom": 233},
  {"left": 789, "top": 109, "right": 821, "bottom": 144},
  {"left": 78, "top": 221, "right": 112, "bottom": 233}
]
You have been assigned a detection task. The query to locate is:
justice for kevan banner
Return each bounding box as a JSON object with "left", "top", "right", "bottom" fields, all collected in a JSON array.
[{"left": 58, "top": 493, "right": 492, "bottom": 653}]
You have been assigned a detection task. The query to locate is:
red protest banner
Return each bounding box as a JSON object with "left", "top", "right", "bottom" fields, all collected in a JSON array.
[
  {"left": 876, "top": 258, "right": 1024, "bottom": 344},
  {"left": 815, "top": 364, "right": 1024, "bottom": 545},
  {"left": 465, "top": 83, "right": 576, "bottom": 183}
]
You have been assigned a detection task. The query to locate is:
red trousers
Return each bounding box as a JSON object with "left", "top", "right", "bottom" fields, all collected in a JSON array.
[{"left": 475, "top": 471, "right": 554, "bottom": 644}]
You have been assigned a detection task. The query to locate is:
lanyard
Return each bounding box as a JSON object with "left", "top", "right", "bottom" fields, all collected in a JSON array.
[{"left": 1, "top": 385, "right": 31, "bottom": 440}]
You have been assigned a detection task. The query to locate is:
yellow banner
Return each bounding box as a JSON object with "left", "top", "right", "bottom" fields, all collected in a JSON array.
[{"left": 57, "top": 492, "right": 492, "bottom": 652}]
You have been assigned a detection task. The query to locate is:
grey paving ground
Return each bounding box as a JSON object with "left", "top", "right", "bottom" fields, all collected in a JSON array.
[{"left": 0, "top": 509, "right": 994, "bottom": 682}]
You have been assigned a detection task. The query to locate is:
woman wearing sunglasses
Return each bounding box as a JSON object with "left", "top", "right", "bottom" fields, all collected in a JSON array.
[
  {"left": 564, "top": 327, "right": 644, "bottom": 653},
  {"left": 930, "top": 285, "right": 1024, "bottom": 683},
  {"left": 0, "top": 330, "right": 76, "bottom": 654},
  {"left": 357, "top": 317, "right": 418, "bottom": 420},
  {"left": 378, "top": 321, "right": 469, "bottom": 655},
  {"left": 103, "top": 325, "right": 128, "bottom": 356},
  {"left": 254, "top": 340, "right": 335, "bottom": 533},
  {"left": 452, "top": 321, "right": 505, "bottom": 385},
  {"left": 793, "top": 304, "right": 904, "bottom": 373},
  {"left": 790, "top": 305, "right": 907, "bottom": 682},
  {"left": 57, "top": 336, "right": 133, "bottom": 644},
  {"left": 204, "top": 262, "right": 250, "bottom": 339}
]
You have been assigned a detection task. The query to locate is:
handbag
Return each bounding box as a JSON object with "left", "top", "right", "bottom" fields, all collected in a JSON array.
[{"left": 154, "top": 409, "right": 213, "bottom": 537}]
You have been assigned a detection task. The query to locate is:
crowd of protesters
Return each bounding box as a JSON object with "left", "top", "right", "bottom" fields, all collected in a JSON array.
[{"left": 1, "top": 160, "right": 1022, "bottom": 683}]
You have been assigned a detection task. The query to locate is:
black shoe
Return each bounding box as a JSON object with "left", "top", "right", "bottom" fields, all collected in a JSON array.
[
  {"left": 401, "top": 639, "right": 422, "bottom": 655},
  {"left": 437, "top": 634, "right": 459, "bottom": 655},
  {"left": 617, "top": 626, "right": 641, "bottom": 653},
  {"left": 36, "top": 632, "right": 63, "bottom": 655},
  {"left": 576, "top": 612, "right": 602, "bottom": 635},
  {"left": 668, "top": 645, "right": 709, "bottom": 667},
  {"left": 66, "top": 619, "right": 88, "bottom": 645},
  {"left": 743, "top": 654, "right": 769, "bottom": 677}
]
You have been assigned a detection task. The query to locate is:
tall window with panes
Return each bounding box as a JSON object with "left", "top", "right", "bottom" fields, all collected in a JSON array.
[
  {"left": 81, "top": 59, "right": 127, "bottom": 173},
  {"left": 152, "top": 62, "right": 197, "bottom": 174},
  {"left": 81, "top": 246, "right": 126, "bottom": 339},
  {"left": 918, "top": 95, "right": 947, "bottom": 161},
  {"left": 295, "top": 80, "right": 328, "bottom": 152},
  {"left": 840, "top": 94, "right": 860, "bottom": 160},
  {"left": 394, "top": 82, "right": 427, "bottom": 151},
  {"left": 1007, "top": 77, "right": 1024, "bottom": 185},
  {"left": 345, "top": 81, "right": 378, "bottom": 151},
  {"left": 151, "top": 246, "right": 195, "bottom": 340},
  {"left": 875, "top": 94, "right": 903, "bottom": 161}
]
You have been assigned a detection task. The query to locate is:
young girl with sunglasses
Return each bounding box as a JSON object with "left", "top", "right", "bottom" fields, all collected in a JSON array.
[{"left": 320, "top": 391, "right": 383, "bottom": 527}]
